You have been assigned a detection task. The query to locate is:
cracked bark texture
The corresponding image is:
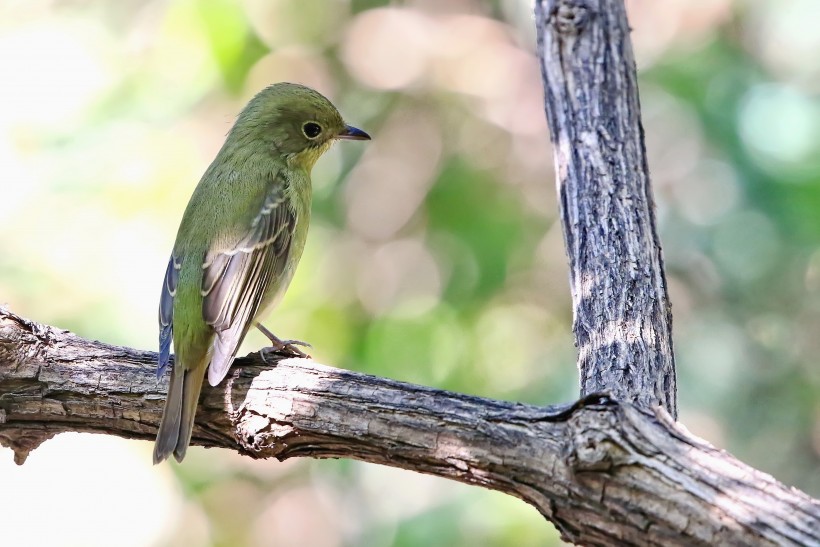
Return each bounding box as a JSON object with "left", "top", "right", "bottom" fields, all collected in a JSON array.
[
  {"left": 1, "top": 309, "right": 819, "bottom": 546},
  {"left": 537, "top": 0, "right": 677, "bottom": 416}
]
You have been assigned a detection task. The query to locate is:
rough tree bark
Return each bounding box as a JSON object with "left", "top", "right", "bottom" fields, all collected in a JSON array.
[
  {"left": 537, "top": 0, "right": 676, "bottom": 416},
  {"left": 0, "top": 0, "right": 818, "bottom": 546},
  {"left": 1, "top": 309, "right": 818, "bottom": 546}
]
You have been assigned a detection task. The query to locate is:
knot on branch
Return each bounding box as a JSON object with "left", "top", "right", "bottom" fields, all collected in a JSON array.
[
  {"left": 548, "top": 0, "right": 592, "bottom": 35},
  {"left": 565, "top": 401, "right": 629, "bottom": 472},
  {"left": 234, "top": 411, "right": 285, "bottom": 456},
  {"left": 0, "top": 307, "right": 62, "bottom": 367}
]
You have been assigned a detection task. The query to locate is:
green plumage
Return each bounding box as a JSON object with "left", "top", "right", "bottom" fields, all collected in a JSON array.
[{"left": 154, "top": 83, "right": 369, "bottom": 464}]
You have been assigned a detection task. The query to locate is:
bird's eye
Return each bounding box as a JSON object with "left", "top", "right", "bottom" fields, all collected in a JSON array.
[{"left": 302, "top": 122, "right": 322, "bottom": 139}]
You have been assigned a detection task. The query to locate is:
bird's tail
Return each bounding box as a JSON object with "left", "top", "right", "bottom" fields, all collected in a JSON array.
[{"left": 153, "top": 359, "right": 207, "bottom": 464}]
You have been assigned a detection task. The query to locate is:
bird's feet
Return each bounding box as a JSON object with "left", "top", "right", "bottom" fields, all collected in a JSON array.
[
  {"left": 256, "top": 323, "right": 312, "bottom": 361},
  {"left": 259, "top": 340, "right": 312, "bottom": 362}
]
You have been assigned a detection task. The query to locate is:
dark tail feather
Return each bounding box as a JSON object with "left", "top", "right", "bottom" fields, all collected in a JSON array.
[
  {"left": 172, "top": 368, "right": 206, "bottom": 462},
  {"left": 154, "top": 347, "right": 208, "bottom": 464},
  {"left": 153, "top": 368, "right": 184, "bottom": 464}
]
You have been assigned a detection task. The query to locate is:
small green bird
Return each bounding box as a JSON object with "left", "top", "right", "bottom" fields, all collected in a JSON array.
[{"left": 154, "top": 83, "right": 369, "bottom": 464}]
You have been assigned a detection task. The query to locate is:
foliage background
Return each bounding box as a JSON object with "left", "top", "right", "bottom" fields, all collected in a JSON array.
[{"left": 1, "top": 0, "right": 818, "bottom": 545}]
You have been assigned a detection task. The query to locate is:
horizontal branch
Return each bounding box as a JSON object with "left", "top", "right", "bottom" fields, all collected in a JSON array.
[{"left": 1, "top": 308, "right": 818, "bottom": 546}]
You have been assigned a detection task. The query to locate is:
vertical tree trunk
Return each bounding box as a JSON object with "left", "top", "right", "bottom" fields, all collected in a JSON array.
[{"left": 535, "top": 0, "right": 677, "bottom": 417}]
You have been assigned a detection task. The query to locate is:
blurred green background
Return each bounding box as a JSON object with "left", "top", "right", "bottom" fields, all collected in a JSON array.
[{"left": 1, "top": 0, "right": 818, "bottom": 545}]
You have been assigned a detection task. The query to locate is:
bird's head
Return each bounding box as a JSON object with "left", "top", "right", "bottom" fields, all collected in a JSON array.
[{"left": 231, "top": 82, "right": 370, "bottom": 172}]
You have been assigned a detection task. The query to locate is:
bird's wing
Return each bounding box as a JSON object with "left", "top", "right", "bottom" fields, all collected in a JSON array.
[
  {"left": 201, "top": 177, "right": 297, "bottom": 386},
  {"left": 157, "top": 254, "right": 180, "bottom": 378}
]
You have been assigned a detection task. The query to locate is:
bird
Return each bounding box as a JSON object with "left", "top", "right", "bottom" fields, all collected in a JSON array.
[{"left": 153, "top": 83, "right": 370, "bottom": 464}]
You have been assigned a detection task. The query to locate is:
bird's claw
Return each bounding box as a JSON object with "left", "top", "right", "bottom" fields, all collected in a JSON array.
[
  {"left": 256, "top": 323, "right": 312, "bottom": 361},
  {"left": 259, "top": 340, "right": 312, "bottom": 362},
  {"left": 278, "top": 339, "right": 312, "bottom": 349}
]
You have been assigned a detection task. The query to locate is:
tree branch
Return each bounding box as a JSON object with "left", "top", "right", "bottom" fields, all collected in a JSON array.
[
  {"left": 1, "top": 308, "right": 818, "bottom": 546},
  {"left": 536, "top": 0, "right": 677, "bottom": 416}
]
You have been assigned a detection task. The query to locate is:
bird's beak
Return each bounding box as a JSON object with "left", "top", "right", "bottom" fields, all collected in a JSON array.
[{"left": 337, "top": 125, "right": 371, "bottom": 141}]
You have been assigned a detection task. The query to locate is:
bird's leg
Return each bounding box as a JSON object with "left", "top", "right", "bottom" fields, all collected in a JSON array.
[{"left": 256, "top": 323, "right": 312, "bottom": 361}]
